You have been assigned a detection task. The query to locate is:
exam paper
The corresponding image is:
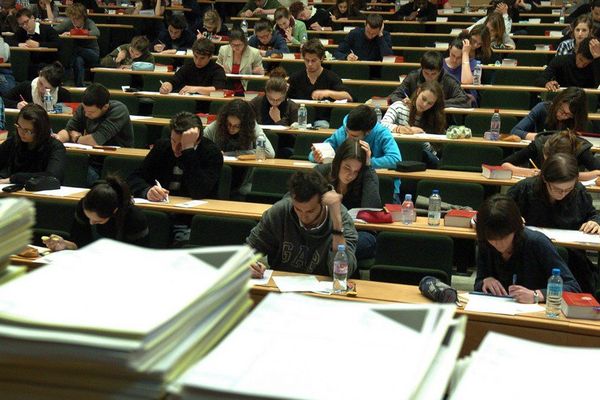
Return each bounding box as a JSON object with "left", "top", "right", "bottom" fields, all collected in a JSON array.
[
  {"left": 463, "top": 293, "right": 545, "bottom": 315},
  {"left": 526, "top": 226, "right": 600, "bottom": 244},
  {"left": 32, "top": 186, "right": 89, "bottom": 197},
  {"left": 249, "top": 269, "right": 273, "bottom": 286},
  {"left": 272, "top": 275, "right": 322, "bottom": 292}
]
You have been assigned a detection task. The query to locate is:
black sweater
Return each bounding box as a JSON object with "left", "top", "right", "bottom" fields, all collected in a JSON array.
[
  {"left": 10, "top": 23, "right": 60, "bottom": 64},
  {"left": 535, "top": 54, "right": 600, "bottom": 88},
  {"left": 389, "top": 68, "right": 470, "bottom": 108},
  {"left": 0, "top": 135, "right": 65, "bottom": 184},
  {"left": 3, "top": 81, "right": 71, "bottom": 109}
]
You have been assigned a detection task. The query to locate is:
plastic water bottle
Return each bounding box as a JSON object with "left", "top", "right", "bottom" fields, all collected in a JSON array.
[
  {"left": 256, "top": 135, "right": 266, "bottom": 161},
  {"left": 332, "top": 244, "right": 348, "bottom": 294},
  {"left": 559, "top": 6, "right": 565, "bottom": 24},
  {"left": 298, "top": 103, "right": 308, "bottom": 129},
  {"left": 375, "top": 104, "right": 382, "bottom": 122},
  {"left": 401, "top": 194, "right": 415, "bottom": 225},
  {"left": 546, "top": 268, "right": 563, "bottom": 318},
  {"left": 489, "top": 109, "right": 501, "bottom": 141},
  {"left": 465, "top": 0, "right": 471, "bottom": 12},
  {"left": 427, "top": 189, "right": 441, "bottom": 226},
  {"left": 43, "top": 88, "right": 53, "bottom": 113},
  {"left": 241, "top": 19, "right": 248, "bottom": 36},
  {"left": 472, "top": 62, "right": 482, "bottom": 86}
]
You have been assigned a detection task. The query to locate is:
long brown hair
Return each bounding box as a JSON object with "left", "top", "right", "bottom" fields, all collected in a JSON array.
[
  {"left": 408, "top": 81, "right": 446, "bottom": 133},
  {"left": 215, "top": 99, "right": 257, "bottom": 151},
  {"left": 329, "top": 138, "right": 368, "bottom": 200},
  {"left": 466, "top": 24, "right": 492, "bottom": 62},
  {"left": 485, "top": 12, "right": 505, "bottom": 47},
  {"left": 545, "top": 87, "right": 588, "bottom": 133}
]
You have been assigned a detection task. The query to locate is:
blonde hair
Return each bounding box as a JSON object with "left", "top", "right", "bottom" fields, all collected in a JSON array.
[
  {"left": 66, "top": 3, "right": 86, "bottom": 20},
  {"left": 203, "top": 10, "right": 222, "bottom": 33}
]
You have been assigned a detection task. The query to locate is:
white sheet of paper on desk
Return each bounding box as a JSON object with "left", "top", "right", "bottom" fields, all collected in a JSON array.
[
  {"left": 63, "top": 143, "right": 93, "bottom": 150},
  {"left": 272, "top": 275, "right": 322, "bottom": 292},
  {"left": 259, "top": 125, "right": 288, "bottom": 131},
  {"left": 343, "top": 26, "right": 353, "bottom": 32},
  {"left": 174, "top": 200, "right": 208, "bottom": 208},
  {"left": 249, "top": 269, "right": 273, "bottom": 286},
  {"left": 445, "top": 107, "right": 475, "bottom": 112},
  {"left": 176, "top": 50, "right": 186, "bottom": 55},
  {"left": 31, "top": 186, "right": 89, "bottom": 197},
  {"left": 581, "top": 178, "right": 596, "bottom": 187},
  {"left": 130, "top": 115, "right": 154, "bottom": 120},
  {"left": 312, "top": 142, "right": 336, "bottom": 162},
  {"left": 436, "top": 17, "right": 448, "bottom": 22},
  {"left": 311, "top": 280, "right": 333, "bottom": 294},
  {"left": 133, "top": 198, "right": 151, "bottom": 204},
  {"left": 333, "top": 99, "right": 348, "bottom": 104},
  {"left": 464, "top": 293, "right": 544, "bottom": 315},
  {"left": 526, "top": 226, "right": 600, "bottom": 244},
  {"left": 450, "top": 29, "right": 463, "bottom": 35},
  {"left": 223, "top": 155, "right": 237, "bottom": 161},
  {"left": 293, "top": 161, "right": 316, "bottom": 167}
]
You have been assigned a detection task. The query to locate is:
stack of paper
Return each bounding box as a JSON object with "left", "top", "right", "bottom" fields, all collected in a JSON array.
[
  {"left": 0, "top": 239, "right": 258, "bottom": 399},
  {"left": 0, "top": 198, "right": 35, "bottom": 269},
  {"left": 171, "top": 293, "right": 464, "bottom": 400}
]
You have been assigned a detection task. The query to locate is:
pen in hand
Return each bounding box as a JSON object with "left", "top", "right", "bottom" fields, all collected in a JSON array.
[{"left": 154, "top": 179, "right": 169, "bottom": 202}]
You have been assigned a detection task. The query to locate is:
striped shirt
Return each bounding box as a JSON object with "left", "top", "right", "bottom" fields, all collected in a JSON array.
[{"left": 556, "top": 39, "right": 575, "bottom": 56}]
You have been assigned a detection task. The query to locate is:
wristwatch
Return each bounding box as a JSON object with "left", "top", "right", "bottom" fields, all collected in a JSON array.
[
  {"left": 533, "top": 290, "right": 540, "bottom": 304},
  {"left": 331, "top": 228, "right": 344, "bottom": 236}
]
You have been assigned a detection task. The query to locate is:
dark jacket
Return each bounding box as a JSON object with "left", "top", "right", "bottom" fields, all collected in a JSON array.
[
  {"left": 10, "top": 23, "right": 60, "bottom": 64},
  {"left": 0, "top": 134, "right": 65, "bottom": 184},
  {"left": 249, "top": 94, "right": 299, "bottom": 126},
  {"left": 153, "top": 28, "right": 195, "bottom": 51},
  {"left": 3, "top": 81, "right": 71, "bottom": 109},
  {"left": 168, "top": 60, "right": 227, "bottom": 92},
  {"left": 248, "top": 31, "right": 289, "bottom": 57},
  {"left": 65, "top": 100, "right": 133, "bottom": 148},
  {"left": 100, "top": 44, "right": 155, "bottom": 68},
  {"left": 389, "top": 68, "right": 471, "bottom": 108},
  {"left": 535, "top": 54, "right": 600, "bottom": 89},
  {"left": 394, "top": 1, "right": 437, "bottom": 21},
  {"left": 334, "top": 27, "right": 393, "bottom": 61}
]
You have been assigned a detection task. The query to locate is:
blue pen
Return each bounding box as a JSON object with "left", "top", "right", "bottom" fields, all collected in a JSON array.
[{"left": 512, "top": 273, "right": 517, "bottom": 285}]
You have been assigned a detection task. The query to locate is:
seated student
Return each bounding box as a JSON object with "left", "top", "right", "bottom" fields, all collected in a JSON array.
[
  {"left": 12, "top": 8, "right": 60, "bottom": 79},
  {"left": 43, "top": 176, "right": 149, "bottom": 251},
  {"left": 444, "top": 38, "right": 478, "bottom": 105},
  {"left": 309, "top": 105, "right": 402, "bottom": 198},
  {"left": 0, "top": 0, "right": 18, "bottom": 35},
  {"left": 389, "top": 51, "right": 471, "bottom": 108},
  {"left": 246, "top": 169, "right": 358, "bottom": 278},
  {"left": 55, "top": 84, "right": 133, "bottom": 185},
  {"left": 134, "top": 0, "right": 165, "bottom": 16},
  {"left": 507, "top": 153, "right": 600, "bottom": 294},
  {"left": 315, "top": 138, "right": 380, "bottom": 261},
  {"left": 287, "top": 39, "right": 352, "bottom": 128},
  {"left": 153, "top": 15, "right": 195, "bottom": 53},
  {"left": 289, "top": 1, "right": 333, "bottom": 31},
  {"left": 249, "top": 74, "right": 299, "bottom": 126},
  {"left": 0, "top": 36, "right": 15, "bottom": 95},
  {"left": 54, "top": 4, "right": 100, "bottom": 87},
  {"left": 100, "top": 35, "right": 154, "bottom": 68},
  {"left": 239, "top": 0, "right": 282, "bottom": 17},
  {"left": 394, "top": 0, "right": 437, "bottom": 22},
  {"left": 128, "top": 111, "right": 223, "bottom": 201},
  {"left": 468, "top": 3, "right": 515, "bottom": 49},
  {"left": 461, "top": 25, "right": 496, "bottom": 65},
  {"left": 67, "top": 0, "right": 102, "bottom": 14},
  {"left": 382, "top": 81, "right": 445, "bottom": 167},
  {"left": 535, "top": 38, "right": 600, "bottom": 91},
  {"left": 159, "top": 38, "right": 227, "bottom": 112},
  {"left": 436, "top": 0, "right": 453, "bottom": 9},
  {"left": 510, "top": 87, "right": 588, "bottom": 141},
  {"left": 216, "top": 29, "right": 264, "bottom": 95},
  {"left": 557, "top": 14, "right": 593, "bottom": 56},
  {"left": 502, "top": 130, "right": 600, "bottom": 180},
  {"left": 248, "top": 18, "right": 289, "bottom": 57},
  {"left": 474, "top": 194, "right": 581, "bottom": 303},
  {"left": 194, "top": 9, "right": 229, "bottom": 41},
  {"left": 333, "top": 14, "right": 392, "bottom": 62},
  {"left": 565, "top": 0, "right": 600, "bottom": 32},
  {"left": 329, "top": 0, "right": 363, "bottom": 31},
  {"left": 0, "top": 103, "right": 64, "bottom": 185},
  {"left": 274, "top": 6, "right": 307, "bottom": 45},
  {"left": 3, "top": 62, "right": 70, "bottom": 110},
  {"left": 31, "top": 0, "right": 59, "bottom": 21}
]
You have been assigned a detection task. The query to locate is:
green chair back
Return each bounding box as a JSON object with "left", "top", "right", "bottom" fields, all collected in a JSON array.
[
  {"left": 396, "top": 139, "right": 423, "bottom": 162},
  {"left": 291, "top": 133, "right": 326, "bottom": 160},
  {"left": 63, "top": 152, "right": 90, "bottom": 188},
  {"left": 416, "top": 179, "right": 485, "bottom": 210},
  {"left": 189, "top": 214, "right": 257, "bottom": 247},
  {"left": 246, "top": 167, "right": 296, "bottom": 203},
  {"left": 100, "top": 156, "right": 143, "bottom": 181},
  {"left": 152, "top": 97, "right": 196, "bottom": 118},
  {"left": 141, "top": 210, "right": 172, "bottom": 249},
  {"left": 439, "top": 143, "right": 503, "bottom": 172},
  {"left": 465, "top": 115, "right": 519, "bottom": 137},
  {"left": 32, "top": 200, "right": 78, "bottom": 245}
]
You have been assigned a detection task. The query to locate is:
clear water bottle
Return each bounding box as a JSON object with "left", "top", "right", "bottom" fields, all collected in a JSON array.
[
  {"left": 256, "top": 135, "right": 266, "bottom": 161},
  {"left": 395, "top": 0, "right": 401, "bottom": 12},
  {"left": 427, "top": 189, "right": 441, "bottom": 226},
  {"left": 298, "top": 103, "right": 308, "bottom": 129},
  {"left": 546, "top": 268, "right": 563, "bottom": 318},
  {"left": 375, "top": 104, "right": 382, "bottom": 122},
  {"left": 465, "top": 0, "right": 471, "bottom": 12},
  {"left": 241, "top": 19, "right": 248, "bottom": 36},
  {"left": 401, "top": 194, "right": 415, "bottom": 225},
  {"left": 43, "top": 88, "right": 53, "bottom": 113},
  {"left": 489, "top": 109, "right": 501, "bottom": 141},
  {"left": 559, "top": 6, "right": 565, "bottom": 24},
  {"left": 472, "top": 62, "right": 482, "bottom": 86},
  {"left": 332, "top": 244, "right": 348, "bottom": 294}
]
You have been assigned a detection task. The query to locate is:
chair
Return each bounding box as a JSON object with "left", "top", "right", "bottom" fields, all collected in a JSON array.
[
  {"left": 132, "top": 124, "right": 150, "bottom": 149},
  {"left": 439, "top": 143, "right": 503, "bottom": 172},
  {"left": 100, "top": 156, "right": 143, "bottom": 181},
  {"left": 396, "top": 139, "right": 423, "bottom": 162},
  {"left": 291, "top": 133, "right": 326, "bottom": 160},
  {"left": 479, "top": 90, "right": 531, "bottom": 110},
  {"left": 141, "top": 210, "right": 172, "bottom": 249},
  {"left": 188, "top": 214, "right": 257, "bottom": 247},
  {"left": 32, "top": 200, "right": 78, "bottom": 246},
  {"left": 152, "top": 97, "right": 196, "bottom": 118},
  {"left": 63, "top": 152, "right": 90, "bottom": 188},
  {"left": 245, "top": 167, "right": 296, "bottom": 203},
  {"left": 370, "top": 232, "right": 454, "bottom": 285},
  {"left": 416, "top": 180, "right": 485, "bottom": 210},
  {"left": 217, "top": 164, "right": 232, "bottom": 200}
]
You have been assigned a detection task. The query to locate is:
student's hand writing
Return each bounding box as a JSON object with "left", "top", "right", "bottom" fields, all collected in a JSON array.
[
  {"left": 482, "top": 277, "right": 508, "bottom": 296},
  {"left": 269, "top": 106, "right": 281, "bottom": 122},
  {"left": 154, "top": 43, "right": 165, "bottom": 52},
  {"left": 181, "top": 127, "right": 200, "bottom": 150},
  {"left": 147, "top": 185, "right": 169, "bottom": 202},
  {"left": 545, "top": 80, "right": 560, "bottom": 92},
  {"left": 590, "top": 38, "right": 600, "bottom": 59},
  {"left": 69, "top": 131, "right": 82, "bottom": 143},
  {"left": 508, "top": 285, "right": 535, "bottom": 304},
  {"left": 359, "top": 140, "right": 372, "bottom": 166},
  {"left": 311, "top": 146, "right": 324, "bottom": 163},
  {"left": 159, "top": 81, "right": 173, "bottom": 94},
  {"left": 410, "top": 126, "right": 425, "bottom": 134},
  {"left": 115, "top": 49, "right": 127, "bottom": 64},
  {"left": 17, "top": 100, "right": 28, "bottom": 109},
  {"left": 311, "top": 89, "right": 330, "bottom": 100},
  {"left": 580, "top": 220, "right": 600, "bottom": 234},
  {"left": 178, "top": 85, "right": 198, "bottom": 95},
  {"left": 43, "top": 234, "right": 67, "bottom": 252},
  {"left": 253, "top": 7, "right": 265, "bottom": 15},
  {"left": 310, "top": 22, "right": 323, "bottom": 31},
  {"left": 346, "top": 53, "right": 358, "bottom": 61},
  {"left": 25, "top": 39, "right": 39, "bottom": 48},
  {"left": 250, "top": 261, "right": 266, "bottom": 278}
]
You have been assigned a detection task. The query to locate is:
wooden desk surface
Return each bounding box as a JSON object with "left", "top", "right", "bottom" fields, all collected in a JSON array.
[
  {"left": 9, "top": 46, "right": 58, "bottom": 52},
  {"left": 59, "top": 34, "right": 98, "bottom": 40},
  {"left": 87, "top": 12, "right": 164, "bottom": 20}
]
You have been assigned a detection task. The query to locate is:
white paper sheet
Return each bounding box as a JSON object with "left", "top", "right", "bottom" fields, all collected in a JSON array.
[
  {"left": 526, "top": 226, "right": 600, "bottom": 244},
  {"left": 272, "top": 275, "right": 322, "bottom": 292},
  {"left": 31, "top": 186, "right": 89, "bottom": 197},
  {"left": 249, "top": 269, "right": 273, "bottom": 286},
  {"left": 174, "top": 200, "right": 208, "bottom": 208},
  {"left": 464, "top": 293, "right": 545, "bottom": 315},
  {"left": 259, "top": 125, "right": 288, "bottom": 131}
]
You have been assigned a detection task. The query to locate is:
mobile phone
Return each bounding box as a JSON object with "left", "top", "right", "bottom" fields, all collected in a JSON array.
[{"left": 2, "top": 184, "right": 24, "bottom": 193}]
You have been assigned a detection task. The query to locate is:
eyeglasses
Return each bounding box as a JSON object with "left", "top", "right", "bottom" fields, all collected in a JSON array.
[
  {"left": 14, "top": 123, "right": 34, "bottom": 136},
  {"left": 546, "top": 181, "right": 575, "bottom": 195},
  {"left": 18, "top": 18, "right": 31, "bottom": 28}
]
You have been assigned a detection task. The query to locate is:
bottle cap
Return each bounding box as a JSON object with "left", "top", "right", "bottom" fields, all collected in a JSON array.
[
  {"left": 494, "top": 109, "right": 499, "bottom": 113},
  {"left": 552, "top": 268, "right": 561, "bottom": 275},
  {"left": 301, "top": 103, "right": 306, "bottom": 107},
  {"left": 337, "top": 244, "right": 345, "bottom": 251},
  {"left": 432, "top": 189, "right": 439, "bottom": 195},
  {"left": 405, "top": 194, "right": 412, "bottom": 201}
]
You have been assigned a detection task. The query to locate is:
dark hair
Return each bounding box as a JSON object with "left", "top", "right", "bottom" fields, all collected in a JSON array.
[
  {"left": 215, "top": 99, "right": 256, "bottom": 151},
  {"left": 289, "top": 170, "right": 329, "bottom": 202},
  {"left": 289, "top": 1, "right": 305, "bottom": 18},
  {"left": 268, "top": 66, "right": 288, "bottom": 78},
  {"left": 170, "top": 111, "right": 204, "bottom": 135},
  {"left": 82, "top": 83, "right": 110, "bottom": 108},
  {"left": 346, "top": 105, "right": 377, "bottom": 132},
  {"left": 168, "top": 14, "right": 188, "bottom": 30},
  {"left": 265, "top": 76, "right": 288, "bottom": 93},
  {"left": 366, "top": 13, "right": 383, "bottom": 29},
  {"left": 534, "top": 153, "right": 579, "bottom": 203},
  {"left": 466, "top": 24, "right": 492, "bottom": 61},
  {"left": 39, "top": 61, "right": 64, "bottom": 88},
  {"left": 592, "top": 0, "right": 600, "bottom": 9},
  {"left": 274, "top": 6, "right": 291, "bottom": 20},
  {"left": 301, "top": 38, "right": 326, "bottom": 59},
  {"left": 228, "top": 28, "right": 248, "bottom": 47},
  {"left": 545, "top": 87, "right": 588, "bottom": 132},
  {"left": 192, "top": 38, "right": 215, "bottom": 56},
  {"left": 82, "top": 175, "right": 133, "bottom": 241},
  {"left": 577, "top": 37, "right": 594, "bottom": 60},
  {"left": 542, "top": 130, "right": 582, "bottom": 159},
  {"left": 254, "top": 17, "right": 272, "bottom": 34},
  {"left": 16, "top": 104, "right": 51, "bottom": 146},
  {"left": 130, "top": 35, "right": 150, "bottom": 54},
  {"left": 15, "top": 7, "right": 32, "bottom": 19},
  {"left": 449, "top": 37, "right": 464, "bottom": 50},
  {"left": 420, "top": 51, "right": 443, "bottom": 71},
  {"left": 476, "top": 194, "right": 524, "bottom": 242},
  {"left": 328, "top": 138, "right": 368, "bottom": 200},
  {"left": 409, "top": 81, "right": 446, "bottom": 133}
]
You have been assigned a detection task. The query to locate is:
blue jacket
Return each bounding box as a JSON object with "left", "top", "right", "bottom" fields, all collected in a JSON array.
[
  {"left": 248, "top": 31, "right": 289, "bottom": 57},
  {"left": 333, "top": 27, "right": 393, "bottom": 61},
  {"left": 510, "top": 101, "right": 549, "bottom": 139}
]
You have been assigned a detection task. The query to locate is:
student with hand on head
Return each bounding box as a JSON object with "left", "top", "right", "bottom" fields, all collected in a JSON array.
[
  {"left": 3, "top": 62, "right": 70, "bottom": 109},
  {"left": 315, "top": 138, "right": 380, "bottom": 260},
  {"left": 468, "top": 2, "right": 514, "bottom": 48},
  {"left": 43, "top": 176, "right": 148, "bottom": 252},
  {"left": 249, "top": 74, "right": 299, "bottom": 126},
  {"left": 329, "top": 0, "right": 363, "bottom": 30},
  {"left": 557, "top": 14, "right": 593, "bottom": 56},
  {"left": 333, "top": 14, "right": 392, "bottom": 62},
  {"left": 461, "top": 25, "right": 495, "bottom": 65},
  {"left": 194, "top": 10, "right": 229, "bottom": 42},
  {"left": 287, "top": 39, "right": 352, "bottom": 128},
  {"left": 101, "top": 35, "right": 154, "bottom": 68},
  {"left": 274, "top": 6, "right": 307, "bottom": 45},
  {"left": 248, "top": 18, "right": 289, "bottom": 57},
  {"left": 31, "top": 0, "right": 59, "bottom": 21},
  {"left": 507, "top": 153, "right": 600, "bottom": 294},
  {"left": 246, "top": 169, "right": 358, "bottom": 278},
  {"left": 474, "top": 194, "right": 581, "bottom": 303},
  {"left": 55, "top": 84, "right": 133, "bottom": 185},
  {"left": 394, "top": 0, "right": 437, "bottom": 22},
  {"left": 510, "top": 87, "right": 588, "bottom": 141},
  {"left": 216, "top": 29, "right": 263, "bottom": 95},
  {"left": 0, "top": 103, "right": 64, "bottom": 185},
  {"left": 153, "top": 15, "right": 195, "bottom": 53},
  {"left": 444, "top": 38, "right": 478, "bottom": 105},
  {"left": 239, "top": 0, "right": 282, "bottom": 17},
  {"left": 289, "top": 1, "right": 333, "bottom": 31}
]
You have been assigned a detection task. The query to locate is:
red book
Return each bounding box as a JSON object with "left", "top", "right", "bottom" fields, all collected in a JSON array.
[
  {"left": 561, "top": 292, "right": 600, "bottom": 320},
  {"left": 444, "top": 209, "right": 477, "bottom": 228},
  {"left": 482, "top": 164, "right": 512, "bottom": 180}
]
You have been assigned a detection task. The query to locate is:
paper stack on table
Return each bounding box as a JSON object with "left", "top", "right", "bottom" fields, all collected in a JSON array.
[{"left": 0, "top": 198, "right": 35, "bottom": 270}]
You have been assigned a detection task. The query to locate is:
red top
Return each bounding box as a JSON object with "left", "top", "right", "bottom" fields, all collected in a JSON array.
[{"left": 231, "top": 63, "right": 244, "bottom": 95}]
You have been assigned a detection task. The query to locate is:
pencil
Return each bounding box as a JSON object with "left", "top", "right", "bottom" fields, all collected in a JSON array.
[
  {"left": 19, "top": 94, "right": 25, "bottom": 102},
  {"left": 528, "top": 158, "right": 539, "bottom": 170}
]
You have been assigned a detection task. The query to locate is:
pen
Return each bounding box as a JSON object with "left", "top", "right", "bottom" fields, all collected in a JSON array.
[
  {"left": 19, "top": 94, "right": 25, "bottom": 103},
  {"left": 529, "top": 158, "right": 539, "bottom": 169},
  {"left": 512, "top": 273, "right": 517, "bottom": 286},
  {"left": 154, "top": 179, "right": 169, "bottom": 202},
  {"left": 469, "top": 291, "right": 513, "bottom": 299}
]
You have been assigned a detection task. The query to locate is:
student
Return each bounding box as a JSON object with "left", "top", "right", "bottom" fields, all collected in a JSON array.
[
  {"left": 133, "top": 0, "right": 165, "bottom": 16},
  {"left": 462, "top": 25, "right": 495, "bottom": 64},
  {"left": 0, "top": 36, "right": 15, "bottom": 95},
  {"left": 0, "top": 103, "right": 64, "bottom": 185},
  {"left": 54, "top": 4, "right": 100, "bottom": 87},
  {"left": 507, "top": 153, "right": 600, "bottom": 294},
  {"left": 333, "top": 14, "right": 393, "bottom": 62},
  {"left": 510, "top": 87, "right": 588, "bottom": 140},
  {"left": 239, "top": 0, "right": 282, "bottom": 17},
  {"left": 502, "top": 130, "right": 600, "bottom": 180},
  {"left": 3, "top": 62, "right": 70, "bottom": 110},
  {"left": 287, "top": 39, "right": 352, "bottom": 128},
  {"left": 153, "top": 15, "right": 195, "bottom": 53},
  {"left": 329, "top": 0, "right": 362, "bottom": 30},
  {"left": 536, "top": 38, "right": 600, "bottom": 91},
  {"left": 55, "top": 84, "right": 133, "bottom": 184},
  {"left": 474, "top": 194, "right": 581, "bottom": 303},
  {"left": 315, "top": 138, "right": 380, "bottom": 260},
  {"left": 289, "top": 1, "right": 333, "bottom": 31},
  {"left": 0, "top": 0, "right": 18, "bottom": 35},
  {"left": 31, "top": 0, "right": 59, "bottom": 21},
  {"left": 557, "top": 14, "right": 593, "bottom": 56},
  {"left": 100, "top": 36, "right": 154, "bottom": 68},
  {"left": 444, "top": 38, "right": 478, "bottom": 105},
  {"left": 274, "top": 6, "right": 307, "bottom": 45},
  {"left": 389, "top": 51, "right": 470, "bottom": 108},
  {"left": 468, "top": 3, "right": 515, "bottom": 49},
  {"left": 565, "top": 0, "right": 600, "bottom": 32},
  {"left": 194, "top": 9, "right": 229, "bottom": 41},
  {"left": 216, "top": 29, "right": 264, "bottom": 94},
  {"left": 246, "top": 169, "right": 358, "bottom": 278},
  {"left": 249, "top": 75, "right": 299, "bottom": 126},
  {"left": 248, "top": 18, "right": 289, "bottom": 57},
  {"left": 43, "top": 176, "right": 149, "bottom": 251},
  {"left": 394, "top": 0, "right": 437, "bottom": 22}
]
